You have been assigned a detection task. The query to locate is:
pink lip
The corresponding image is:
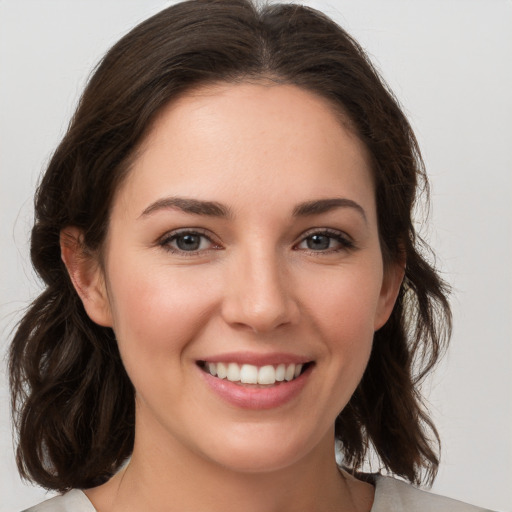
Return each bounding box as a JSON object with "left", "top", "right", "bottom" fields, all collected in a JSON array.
[
  {"left": 198, "top": 362, "right": 313, "bottom": 410},
  {"left": 198, "top": 351, "right": 311, "bottom": 366}
]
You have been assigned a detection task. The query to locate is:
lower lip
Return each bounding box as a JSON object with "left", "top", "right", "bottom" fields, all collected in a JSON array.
[{"left": 199, "top": 365, "right": 312, "bottom": 410}]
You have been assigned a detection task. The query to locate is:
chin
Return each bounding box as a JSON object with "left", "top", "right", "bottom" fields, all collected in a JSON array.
[
  {"left": 195, "top": 423, "right": 327, "bottom": 475},
  {"left": 208, "top": 447, "right": 305, "bottom": 475}
]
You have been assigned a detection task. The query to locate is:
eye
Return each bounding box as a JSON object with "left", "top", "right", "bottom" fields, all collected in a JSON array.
[
  {"left": 159, "top": 230, "right": 219, "bottom": 254},
  {"left": 295, "top": 229, "right": 355, "bottom": 253}
]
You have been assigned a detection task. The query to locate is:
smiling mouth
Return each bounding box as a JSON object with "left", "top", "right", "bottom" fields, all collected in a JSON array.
[{"left": 197, "top": 361, "right": 313, "bottom": 386}]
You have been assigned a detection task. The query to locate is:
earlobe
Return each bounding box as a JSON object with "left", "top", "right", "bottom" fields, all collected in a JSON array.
[
  {"left": 374, "top": 259, "right": 405, "bottom": 331},
  {"left": 60, "top": 227, "right": 113, "bottom": 327}
]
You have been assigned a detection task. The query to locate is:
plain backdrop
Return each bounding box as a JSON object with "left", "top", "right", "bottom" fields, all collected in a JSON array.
[{"left": 1, "top": 1, "right": 511, "bottom": 511}]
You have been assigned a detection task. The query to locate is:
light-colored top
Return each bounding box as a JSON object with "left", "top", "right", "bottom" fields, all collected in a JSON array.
[
  {"left": 370, "top": 477, "right": 494, "bottom": 511},
  {"left": 22, "top": 476, "right": 495, "bottom": 512}
]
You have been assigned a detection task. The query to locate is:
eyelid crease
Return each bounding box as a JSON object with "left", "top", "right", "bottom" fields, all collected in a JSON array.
[{"left": 298, "top": 227, "right": 354, "bottom": 242}]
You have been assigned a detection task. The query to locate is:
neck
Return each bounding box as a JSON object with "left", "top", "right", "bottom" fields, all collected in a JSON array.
[{"left": 85, "top": 411, "right": 373, "bottom": 512}]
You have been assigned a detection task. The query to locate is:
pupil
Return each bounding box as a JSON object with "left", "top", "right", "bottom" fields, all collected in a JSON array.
[
  {"left": 177, "top": 234, "right": 200, "bottom": 251},
  {"left": 307, "top": 235, "right": 330, "bottom": 250}
]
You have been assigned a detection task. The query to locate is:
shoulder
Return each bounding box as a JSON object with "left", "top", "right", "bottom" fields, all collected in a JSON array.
[
  {"left": 22, "top": 489, "right": 96, "bottom": 512},
  {"left": 372, "top": 476, "right": 495, "bottom": 512}
]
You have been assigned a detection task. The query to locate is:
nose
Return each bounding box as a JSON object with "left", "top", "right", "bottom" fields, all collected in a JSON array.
[{"left": 221, "top": 247, "right": 300, "bottom": 333}]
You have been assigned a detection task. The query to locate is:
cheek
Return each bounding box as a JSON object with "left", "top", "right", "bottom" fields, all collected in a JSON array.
[
  {"left": 301, "top": 264, "right": 383, "bottom": 338},
  {"left": 106, "top": 258, "right": 219, "bottom": 359},
  {"left": 298, "top": 261, "right": 383, "bottom": 396}
]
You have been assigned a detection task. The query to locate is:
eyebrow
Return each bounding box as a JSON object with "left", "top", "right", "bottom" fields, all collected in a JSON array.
[
  {"left": 293, "top": 198, "right": 367, "bottom": 223},
  {"left": 140, "top": 196, "right": 366, "bottom": 222},
  {"left": 140, "top": 197, "right": 232, "bottom": 218}
]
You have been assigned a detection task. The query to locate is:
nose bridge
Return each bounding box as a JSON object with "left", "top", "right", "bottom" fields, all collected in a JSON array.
[{"left": 222, "top": 242, "right": 298, "bottom": 333}]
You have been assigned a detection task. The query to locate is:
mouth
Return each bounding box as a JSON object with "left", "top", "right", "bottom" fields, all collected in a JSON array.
[{"left": 197, "top": 361, "right": 313, "bottom": 387}]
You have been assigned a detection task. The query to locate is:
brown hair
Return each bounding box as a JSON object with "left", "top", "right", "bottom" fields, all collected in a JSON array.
[{"left": 10, "top": 0, "right": 451, "bottom": 491}]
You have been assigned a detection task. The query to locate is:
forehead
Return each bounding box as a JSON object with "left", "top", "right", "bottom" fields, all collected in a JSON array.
[
  {"left": 113, "top": 82, "right": 375, "bottom": 219},
  {"left": 144, "top": 81, "right": 361, "bottom": 154}
]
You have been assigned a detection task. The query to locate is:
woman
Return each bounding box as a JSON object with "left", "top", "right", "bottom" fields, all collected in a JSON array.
[{"left": 9, "top": 0, "right": 495, "bottom": 511}]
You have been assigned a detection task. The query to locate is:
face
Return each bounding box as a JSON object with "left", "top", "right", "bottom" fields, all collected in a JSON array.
[{"left": 71, "top": 83, "right": 401, "bottom": 475}]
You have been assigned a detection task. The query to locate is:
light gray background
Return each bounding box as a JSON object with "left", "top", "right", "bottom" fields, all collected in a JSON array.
[{"left": 1, "top": 1, "right": 511, "bottom": 511}]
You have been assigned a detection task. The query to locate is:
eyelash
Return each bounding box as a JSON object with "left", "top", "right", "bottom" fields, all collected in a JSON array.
[
  {"left": 157, "top": 228, "right": 355, "bottom": 255},
  {"left": 158, "top": 229, "right": 220, "bottom": 255},
  {"left": 294, "top": 228, "right": 356, "bottom": 254}
]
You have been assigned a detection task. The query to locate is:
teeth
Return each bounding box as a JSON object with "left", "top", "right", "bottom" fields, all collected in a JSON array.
[
  {"left": 240, "top": 364, "right": 258, "bottom": 384},
  {"left": 284, "top": 364, "right": 295, "bottom": 381},
  {"left": 205, "top": 362, "right": 305, "bottom": 384},
  {"left": 258, "top": 365, "right": 276, "bottom": 385},
  {"left": 207, "top": 362, "right": 217, "bottom": 376},
  {"left": 217, "top": 362, "right": 227, "bottom": 379},
  {"left": 227, "top": 362, "right": 240, "bottom": 382},
  {"left": 275, "top": 364, "right": 286, "bottom": 382}
]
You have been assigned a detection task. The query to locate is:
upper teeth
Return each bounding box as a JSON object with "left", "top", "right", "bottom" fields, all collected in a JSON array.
[{"left": 206, "top": 362, "right": 303, "bottom": 385}]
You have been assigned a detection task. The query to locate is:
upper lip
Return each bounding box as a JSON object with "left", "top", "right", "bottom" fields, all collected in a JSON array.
[{"left": 197, "top": 351, "right": 313, "bottom": 366}]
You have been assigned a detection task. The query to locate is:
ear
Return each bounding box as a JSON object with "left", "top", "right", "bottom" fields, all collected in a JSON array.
[
  {"left": 60, "top": 227, "right": 113, "bottom": 327},
  {"left": 374, "top": 258, "right": 405, "bottom": 331}
]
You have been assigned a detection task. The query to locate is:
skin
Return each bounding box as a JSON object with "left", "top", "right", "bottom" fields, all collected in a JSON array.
[{"left": 62, "top": 82, "right": 403, "bottom": 512}]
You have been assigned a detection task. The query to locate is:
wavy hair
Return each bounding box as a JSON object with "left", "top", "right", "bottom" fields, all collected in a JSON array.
[{"left": 10, "top": 0, "right": 451, "bottom": 491}]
